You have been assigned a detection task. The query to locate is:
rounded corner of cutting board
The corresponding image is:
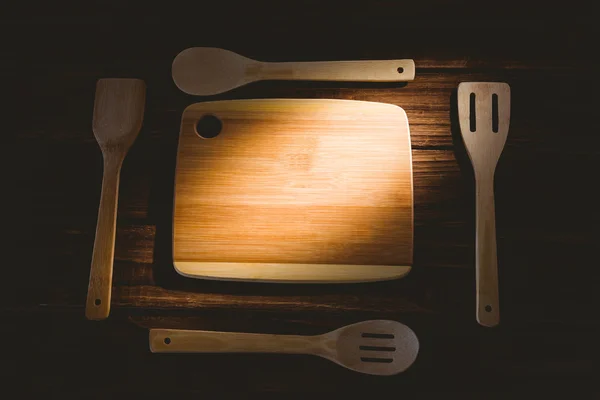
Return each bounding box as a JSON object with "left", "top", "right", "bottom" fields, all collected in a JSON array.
[
  {"left": 381, "top": 101, "right": 408, "bottom": 113},
  {"left": 172, "top": 260, "right": 192, "bottom": 278},
  {"left": 181, "top": 102, "right": 201, "bottom": 115}
]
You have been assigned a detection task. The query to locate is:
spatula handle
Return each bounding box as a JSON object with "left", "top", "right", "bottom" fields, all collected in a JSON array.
[
  {"left": 261, "top": 59, "right": 415, "bottom": 82},
  {"left": 149, "top": 329, "right": 320, "bottom": 355},
  {"left": 85, "top": 156, "right": 122, "bottom": 320},
  {"left": 475, "top": 177, "right": 500, "bottom": 327}
]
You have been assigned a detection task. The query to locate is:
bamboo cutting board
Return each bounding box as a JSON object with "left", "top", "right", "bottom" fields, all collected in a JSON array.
[{"left": 173, "top": 99, "right": 413, "bottom": 283}]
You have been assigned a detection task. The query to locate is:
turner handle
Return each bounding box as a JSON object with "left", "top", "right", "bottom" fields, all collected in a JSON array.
[
  {"left": 85, "top": 156, "right": 122, "bottom": 320},
  {"left": 475, "top": 176, "right": 500, "bottom": 327},
  {"left": 149, "top": 329, "right": 320, "bottom": 354},
  {"left": 261, "top": 59, "right": 415, "bottom": 82}
]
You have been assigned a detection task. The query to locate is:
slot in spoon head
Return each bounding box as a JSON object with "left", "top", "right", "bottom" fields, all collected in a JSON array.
[{"left": 326, "top": 320, "right": 419, "bottom": 376}]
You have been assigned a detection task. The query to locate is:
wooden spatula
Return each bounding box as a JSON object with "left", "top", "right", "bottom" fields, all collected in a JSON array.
[
  {"left": 172, "top": 47, "right": 416, "bottom": 95},
  {"left": 149, "top": 320, "right": 419, "bottom": 376},
  {"left": 85, "top": 79, "right": 146, "bottom": 320},
  {"left": 458, "top": 82, "right": 511, "bottom": 327}
]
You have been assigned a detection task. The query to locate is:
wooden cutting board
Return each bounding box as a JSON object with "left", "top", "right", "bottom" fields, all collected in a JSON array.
[{"left": 173, "top": 99, "right": 413, "bottom": 283}]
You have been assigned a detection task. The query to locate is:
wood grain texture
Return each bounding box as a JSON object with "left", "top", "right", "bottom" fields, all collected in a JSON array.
[
  {"left": 172, "top": 47, "right": 415, "bottom": 95},
  {"left": 85, "top": 79, "right": 146, "bottom": 320},
  {"left": 149, "top": 320, "right": 419, "bottom": 376},
  {"left": 458, "top": 82, "right": 510, "bottom": 327},
  {"left": 6, "top": 1, "right": 596, "bottom": 396},
  {"left": 173, "top": 99, "right": 413, "bottom": 282}
]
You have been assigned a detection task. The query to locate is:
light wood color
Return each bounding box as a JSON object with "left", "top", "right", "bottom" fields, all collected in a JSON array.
[
  {"left": 86, "top": 79, "right": 146, "bottom": 320},
  {"left": 172, "top": 47, "right": 415, "bottom": 96},
  {"left": 149, "top": 320, "right": 419, "bottom": 376},
  {"left": 458, "top": 82, "right": 510, "bottom": 327},
  {"left": 173, "top": 99, "right": 413, "bottom": 283}
]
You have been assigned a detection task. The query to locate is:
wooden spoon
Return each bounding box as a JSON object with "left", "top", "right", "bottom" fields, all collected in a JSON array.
[
  {"left": 172, "top": 47, "right": 416, "bottom": 96},
  {"left": 458, "top": 82, "right": 511, "bottom": 327},
  {"left": 150, "top": 320, "right": 419, "bottom": 376},
  {"left": 86, "top": 79, "right": 146, "bottom": 320}
]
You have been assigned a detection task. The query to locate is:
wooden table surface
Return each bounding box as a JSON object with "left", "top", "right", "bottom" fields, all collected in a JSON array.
[{"left": 7, "top": 2, "right": 595, "bottom": 396}]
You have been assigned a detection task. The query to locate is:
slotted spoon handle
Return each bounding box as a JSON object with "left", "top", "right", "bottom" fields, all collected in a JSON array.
[
  {"left": 85, "top": 154, "right": 123, "bottom": 320},
  {"left": 150, "top": 329, "right": 320, "bottom": 354},
  {"left": 475, "top": 176, "right": 500, "bottom": 327},
  {"left": 260, "top": 59, "right": 415, "bottom": 81}
]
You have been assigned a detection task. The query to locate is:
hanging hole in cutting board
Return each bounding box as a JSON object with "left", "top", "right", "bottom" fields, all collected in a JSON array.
[
  {"left": 195, "top": 114, "right": 222, "bottom": 139},
  {"left": 94, "top": 299, "right": 101, "bottom": 306},
  {"left": 485, "top": 305, "right": 492, "bottom": 312},
  {"left": 397, "top": 67, "right": 404, "bottom": 73},
  {"left": 164, "top": 337, "right": 171, "bottom": 344}
]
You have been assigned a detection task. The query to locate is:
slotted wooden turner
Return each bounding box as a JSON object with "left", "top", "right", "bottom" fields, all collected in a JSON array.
[
  {"left": 458, "top": 82, "right": 510, "bottom": 327},
  {"left": 150, "top": 320, "right": 419, "bottom": 376}
]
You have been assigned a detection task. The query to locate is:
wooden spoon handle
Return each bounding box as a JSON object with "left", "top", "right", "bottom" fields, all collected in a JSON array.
[
  {"left": 85, "top": 157, "right": 122, "bottom": 320},
  {"left": 260, "top": 59, "right": 415, "bottom": 81},
  {"left": 149, "top": 329, "right": 319, "bottom": 354},
  {"left": 475, "top": 177, "right": 500, "bottom": 327}
]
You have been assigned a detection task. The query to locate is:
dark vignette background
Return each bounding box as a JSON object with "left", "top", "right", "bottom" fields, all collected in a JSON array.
[{"left": 4, "top": 1, "right": 596, "bottom": 397}]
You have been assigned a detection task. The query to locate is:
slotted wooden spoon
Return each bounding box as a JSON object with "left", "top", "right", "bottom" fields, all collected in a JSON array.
[
  {"left": 150, "top": 320, "right": 419, "bottom": 376},
  {"left": 86, "top": 79, "right": 146, "bottom": 320},
  {"left": 172, "top": 47, "right": 415, "bottom": 96},
  {"left": 458, "top": 82, "right": 511, "bottom": 327}
]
